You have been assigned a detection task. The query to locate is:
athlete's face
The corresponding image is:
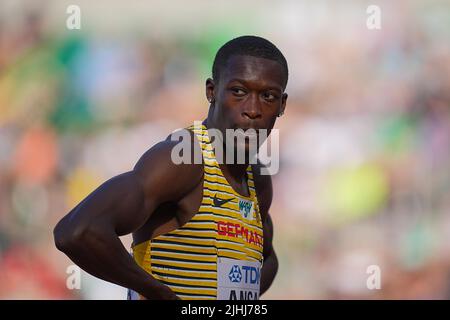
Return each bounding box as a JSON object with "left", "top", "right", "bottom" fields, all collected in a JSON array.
[{"left": 206, "top": 55, "right": 288, "bottom": 155}]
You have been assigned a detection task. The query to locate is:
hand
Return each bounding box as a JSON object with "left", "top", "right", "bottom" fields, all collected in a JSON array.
[{"left": 141, "top": 282, "right": 181, "bottom": 300}]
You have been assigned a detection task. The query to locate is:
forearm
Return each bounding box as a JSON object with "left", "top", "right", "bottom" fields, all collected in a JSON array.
[
  {"left": 55, "top": 224, "right": 177, "bottom": 299},
  {"left": 260, "top": 251, "right": 278, "bottom": 296}
]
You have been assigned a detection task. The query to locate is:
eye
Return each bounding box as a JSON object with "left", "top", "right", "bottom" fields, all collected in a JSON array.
[
  {"left": 230, "top": 87, "right": 247, "bottom": 96},
  {"left": 262, "top": 92, "right": 278, "bottom": 102}
]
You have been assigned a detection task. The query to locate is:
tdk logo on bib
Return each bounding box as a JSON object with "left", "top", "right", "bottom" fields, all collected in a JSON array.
[
  {"left": 239, "top": 198, "right": 254, "bottom": 221},
  {"left": 218, "top": 258, "right": 261, "bottom": 300},
  {"left": 228, "top": 265, "right": 260, "bottom": 284}
]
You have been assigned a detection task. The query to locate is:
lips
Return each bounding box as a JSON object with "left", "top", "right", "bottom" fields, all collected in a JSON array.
[
  {"left": 234, "top": 128, "right": 259, "bottom": 139},
  {"left": 234, "top": 124, "right": 261, "bottom": 132}
]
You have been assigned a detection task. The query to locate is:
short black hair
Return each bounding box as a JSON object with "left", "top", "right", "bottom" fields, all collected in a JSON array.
[{"left": 212, "top": 35, "right": 289, "bottom": 89}]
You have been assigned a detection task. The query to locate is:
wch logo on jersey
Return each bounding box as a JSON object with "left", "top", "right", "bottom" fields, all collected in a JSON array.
[
  {"left": 238, "top": 198, "right": 254, "bottom": 221},
  {"left": 228, "top": 264, "right": 260, "bottom": 284}
]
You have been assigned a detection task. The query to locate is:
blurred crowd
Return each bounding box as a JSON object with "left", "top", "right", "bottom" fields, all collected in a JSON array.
[{"left": 0, "top": 0, "right": 449, "bottom": 299}]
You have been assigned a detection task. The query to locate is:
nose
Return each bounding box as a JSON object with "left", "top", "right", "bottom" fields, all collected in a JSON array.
[{"left": 242, "top": 94, "right": 262, "bottom": 120}]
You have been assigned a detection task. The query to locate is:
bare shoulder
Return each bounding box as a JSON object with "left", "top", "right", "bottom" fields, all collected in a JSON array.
[
  {"left": 133, "top": 128, "right": 203, "bottom": 203},
  {"left": 251, "top": 161, "right": 273, "bottom": 221}
]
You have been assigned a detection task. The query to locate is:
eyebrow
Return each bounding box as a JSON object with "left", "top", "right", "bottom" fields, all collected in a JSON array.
[{"left": 227, "top": 78, "right": 283, "bottom": 92}]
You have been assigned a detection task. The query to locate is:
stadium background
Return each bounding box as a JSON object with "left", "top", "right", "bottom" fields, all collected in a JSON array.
[{"left": 0, "top": 0, "right": 449, "bottom": 299}]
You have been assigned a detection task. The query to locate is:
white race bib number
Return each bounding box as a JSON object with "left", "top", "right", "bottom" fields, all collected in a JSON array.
[{"left": 217, "top": 257, "right": 261, "bottom": 300}]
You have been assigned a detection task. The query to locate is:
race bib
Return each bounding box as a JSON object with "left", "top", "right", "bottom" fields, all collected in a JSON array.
[{"left": 217, "top": 257, "right": 261, "bottom": 300}]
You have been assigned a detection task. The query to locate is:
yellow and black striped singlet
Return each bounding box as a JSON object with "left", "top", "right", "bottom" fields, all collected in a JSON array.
[{"left": 130, "top": 123, "right": 264, "bottom": 300}]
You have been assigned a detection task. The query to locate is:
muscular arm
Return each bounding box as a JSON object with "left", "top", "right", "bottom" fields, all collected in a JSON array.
[
  {"left": 53, "top": 135, "right": 203, "bottom": 299},
  {"left": 260, "top": 214, "right": 278, "bottom": 296},
  {"left": 253, "top": 164, "right": 279, "bottom": 297}
]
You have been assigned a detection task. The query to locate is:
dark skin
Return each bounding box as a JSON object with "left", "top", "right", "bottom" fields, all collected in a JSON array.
[{"left": 53, "top": 54, "right": 288, "bottom": 300}]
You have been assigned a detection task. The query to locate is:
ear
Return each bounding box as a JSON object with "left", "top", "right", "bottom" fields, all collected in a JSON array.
[
  {"left": 279, "top": 93, "right": 288, "bottom": 116},
  {"left": 205, "top": 78, "right": 215, "bottom": 104}
]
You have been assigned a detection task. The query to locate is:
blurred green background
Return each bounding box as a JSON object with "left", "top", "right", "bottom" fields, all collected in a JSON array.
[{"left": 0, "top": 0, "right": 449, "bottom": 299}]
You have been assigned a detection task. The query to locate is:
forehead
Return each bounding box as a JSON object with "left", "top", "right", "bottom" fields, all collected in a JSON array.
[{"left": 220, "top": 55, "right": 285, "bottom": 90}]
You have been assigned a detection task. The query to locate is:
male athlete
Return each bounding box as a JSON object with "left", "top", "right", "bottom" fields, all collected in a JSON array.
[{"left": 54, "top": 35, "right": 288, "bottom": 300}]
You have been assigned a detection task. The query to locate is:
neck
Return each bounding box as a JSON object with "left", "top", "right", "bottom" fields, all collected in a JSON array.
[{"left": 220, "top": 162, "right": 248, "bottom": 182}]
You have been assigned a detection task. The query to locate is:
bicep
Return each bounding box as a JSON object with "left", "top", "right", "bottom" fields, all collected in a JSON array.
[
  {"left": 61, "top": 138, "right": 202, "bottom": 237},
  {"left": 62, "top": 171, "right": 154, "bottom": 237}
]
